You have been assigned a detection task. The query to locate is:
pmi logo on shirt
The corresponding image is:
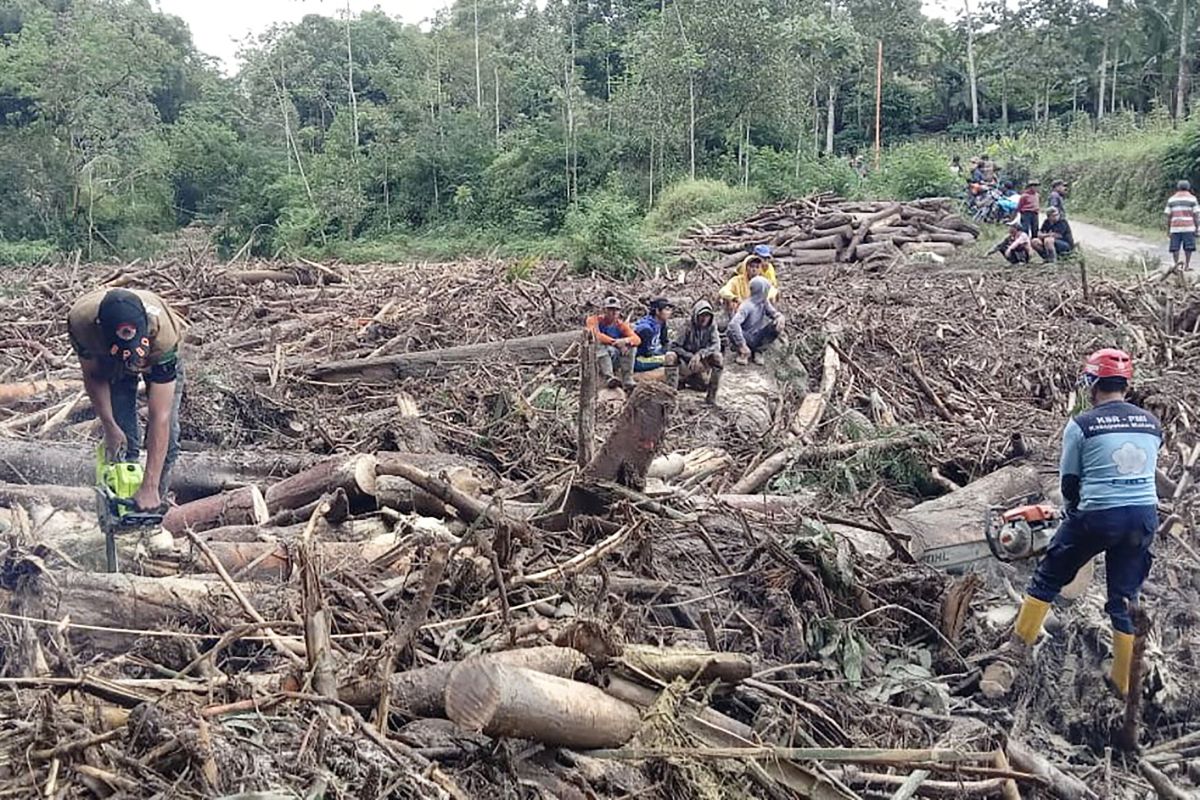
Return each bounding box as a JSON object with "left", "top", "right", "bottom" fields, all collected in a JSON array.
[{"left": 1111, "top": 442, "right": 1149, "bottom": 475}]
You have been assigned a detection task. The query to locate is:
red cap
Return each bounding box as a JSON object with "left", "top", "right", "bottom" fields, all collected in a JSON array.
[{"left": 1082, "top": 348, "right": 1133, "bottom": 381}]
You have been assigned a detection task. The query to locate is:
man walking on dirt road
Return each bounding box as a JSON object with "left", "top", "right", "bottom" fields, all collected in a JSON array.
[
  {"left": 1165, "top": 180, "right": 1200, "bottom": 271},
  {"left": 990, "top": 349, "right": 1160, "bottom": 699},
  {"left": 67, "top": 288, "right": 187, "bottom": 511}
]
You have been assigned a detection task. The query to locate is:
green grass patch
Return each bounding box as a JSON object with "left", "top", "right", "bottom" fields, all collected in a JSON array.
[
  {"left": 644, "top": 178, "right": 762, "bottom": 235},
  {"left": 0, "top": 239, "right": 57, "bottom": 266}
]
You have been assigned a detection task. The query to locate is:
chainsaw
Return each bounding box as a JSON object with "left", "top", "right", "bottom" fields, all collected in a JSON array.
[
  {"left": 918, "top": 500, "right": 1060, "bottom": 572},
  {"left": 95, "top": 443, "right": 165, "bottom": 572}
]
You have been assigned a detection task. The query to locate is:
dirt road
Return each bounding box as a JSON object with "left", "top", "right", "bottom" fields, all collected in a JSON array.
[{"left": 1071, "top": 218, "right": 1172, "bottom": 267}]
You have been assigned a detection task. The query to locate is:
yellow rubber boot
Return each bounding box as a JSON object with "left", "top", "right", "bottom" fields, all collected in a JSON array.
[
  {"left": 1110, "top": 630, "right": 1136, "bottom": 697},
  {"left": 1013, "top": 596, "right": 1051, "bottom": 645}
]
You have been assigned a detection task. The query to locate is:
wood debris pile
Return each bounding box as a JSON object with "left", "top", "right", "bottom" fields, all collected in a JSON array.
[
  {"left": 679, "top": 195, "right": 981, "bottom": 270},
  {"left": 0, "top": 251, "right": 1198, "bottom": 799}
]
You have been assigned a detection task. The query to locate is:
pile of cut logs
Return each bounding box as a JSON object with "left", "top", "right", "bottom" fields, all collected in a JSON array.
[{"left": 681, "top": 195, "right": 981, "bottom": 270}]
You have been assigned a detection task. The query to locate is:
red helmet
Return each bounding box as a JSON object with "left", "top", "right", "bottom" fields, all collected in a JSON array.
[{"left": 1081, "top": 348, "right": 1133, "bottom": 385}]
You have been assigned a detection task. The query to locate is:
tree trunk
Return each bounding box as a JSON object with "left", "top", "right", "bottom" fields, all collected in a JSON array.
[
  {"left": 162, "top": 486, "right": 269, "bottom": 535},
  {"left": 964, "top": 0, "right": 979, "bottom": 126},
  {"left": 263, "top": 454, "right": 378, "bottom": 514},
  {"left": 583, "top": 383, "right": 674, "bottom": 490},
  {"left": 0, "top": 482, "right": 94, "bottom": 509},
  {"left": 444, "top": 660, "right": 640, "bottom": 749},
  {"left": 825, "top": 83, "right": 836, "bottom": 154},
  {"left": 344, "top": 0, "right": 359, "bottom": 152},
  {"left": 339, "top": 646, "right": 587, "bottom": 718},
  {"left": 888, "top": 464, "right": 1047, "bottom": 560},
  {"left": 304, "top": 330, "right": 580, "bottom": 383},
  {"left": 473, "top": 0, "right": 482, "bottom": 111},
  {"left": 0, "top": 570, "right": 289, "bottom": 650},
  {"left": 1177, "top": 0, "right": 1190, "bottom": 121},
  {"left": 1098, "top": 40, "right": 1108, "bottom": 119},
  {"left": 577, "top": 332, "right": 596, "bottom": 467},
  {"left": 0, "top": 441, "right": 312, "bottom": 502},
  {"left": 0, "top": 379, "right": 80, "bottom": 407},
  {"left": 1111, "top": 46, "right": 1119, "bottom": 112},
  {"left": 179, "top": 538, "right": 414, "bottom": 582}
]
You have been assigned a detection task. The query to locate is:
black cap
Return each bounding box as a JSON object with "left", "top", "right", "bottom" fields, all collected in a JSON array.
[
  {"left": 648, "top": 297, "right": 674, "bottom": 312},
  {"left": 97, "top": 289, "right": 148, "bottom": 362}
]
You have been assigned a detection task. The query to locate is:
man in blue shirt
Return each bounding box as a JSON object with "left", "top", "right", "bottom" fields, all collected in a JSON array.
[
  {"left": 1009, "top": 349, "right": 1160, "bottom": 697},
  {"left": 633, "top": 298, "right": 679, "bottom": 385}
]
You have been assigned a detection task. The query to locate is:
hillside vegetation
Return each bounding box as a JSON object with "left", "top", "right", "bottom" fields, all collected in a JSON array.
[{"left": 0, "top": 0, "right": 1196, "bottom": 263}]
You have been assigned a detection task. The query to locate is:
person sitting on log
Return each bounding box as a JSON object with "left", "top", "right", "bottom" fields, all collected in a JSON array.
[
  {"left": 669, "top": 299, "right": 723, "bottom": 405},
  {"left": 988, "top": 349, "right": 1160, "bottom": 699},
  {"left": 632, "top": 297, "right": 678, "bottom": 383},
  {"left": 585, "top": 296, "right": 640, "bottom": 391},
  {"left": 727, "top": 276, "right": 786, "bottom": 366},
  {"left": 1031, "top": 207, "right": 1074, "bottom": 262},
  {"left": 718, "top": 244, "right": 779, "bottom": 315},
  {"left": 67, "top": 288, "right": 186, "bottom": 511},
  {"left": 989, "top": 220, "right": 1033, "bottom": 264}
]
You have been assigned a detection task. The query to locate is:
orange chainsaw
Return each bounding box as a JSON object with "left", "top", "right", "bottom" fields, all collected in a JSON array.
[{"left": 918, "top": 502, "right": 1060, "bottom": 572}]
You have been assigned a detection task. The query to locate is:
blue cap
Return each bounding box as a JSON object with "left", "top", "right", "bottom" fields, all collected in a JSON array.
[{"left": 753, "top": 244, "right": 772, "bottom": 258}]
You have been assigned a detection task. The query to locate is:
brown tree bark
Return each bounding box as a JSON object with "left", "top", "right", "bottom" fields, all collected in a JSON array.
[
  {"left": 304, "top": 331, "right": 579, "bottom": 383},
  {"left": 582, "top": 382, "right": 674, "bottom": 490},
  {"left": 263, "top": 454, "right": 377, "bottom": 514},
  {"left": 444, "top": 660, "right": 640, "bottom": 749},
  {"left": 163, "top": 486, "right": 269, "bottom": 534},
  {"left": 0, "top": 440, "right": 313, "bottom": 502}
]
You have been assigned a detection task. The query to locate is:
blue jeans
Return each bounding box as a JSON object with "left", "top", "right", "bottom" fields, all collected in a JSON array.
[
  {"left": 1027, "top": 504, "right": 1157, "bottom": 633},
  {"left": 111, "top": 363, "right": 184, "bottom": 492}
]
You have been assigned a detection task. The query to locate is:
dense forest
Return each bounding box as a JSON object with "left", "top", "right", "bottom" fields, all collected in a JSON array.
[{"left": 0, "top": 0, "right": 1196, "bottom": 259}]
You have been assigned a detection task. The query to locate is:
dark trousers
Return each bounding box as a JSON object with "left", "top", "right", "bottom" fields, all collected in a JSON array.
[
  {"left": 1027, "top": 505, "right": 1157, "bottom": 634},
  {"left": 111, "top": 364, "right": 184, "bottom": 492},
  {"left": 1004, "top": 248, "right": 1030, "bottom": 264},
  {"left": 1020, "top": 211, "right": 1039, "bottom": 237}
]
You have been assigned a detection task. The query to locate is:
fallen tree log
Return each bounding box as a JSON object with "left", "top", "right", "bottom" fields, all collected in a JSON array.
[
  {"left": 789, "top": 233, "right": 845, "bottom": 250},
  {"left": 444, "top": 660, "right": 640, "bottom": 749},
  {"left": 775, "top": 250, "right": 840, "bottom": 267},
  {"left": 263, "top": 454, "right": 377, "bottom": 514},
  {"left": 305, "top": 330, "right": 580, "bottom": 383},
  {"left": 0, "top": 379, "right": 81, "bottom": 408},
  {"left": 0, "top": 482, "right": 94, "bottom": 509},
  {"left": 0, "top": 440, "right": 313, "bottom": 502},
  {"left": 0, "top": 570, "right": 289, "bottom": 650},
  {"left": 163, "top": 486, "right": 269, "bottom": 534},
  {"left": 843, "top": 202, "right": 901, "bottom": 262},
  {"left": 181, "top": 536, "right": 414, "bottom": 581},
  {"left": 890, "top": 464, "right": 1048, "bottom": 562},
  {"left": 617, "top": 645, "right": 752, "bottom": 684},
  {"left": 339, "top": 646, "right": 588, "bottom": 718},
  {"left": 197, "top": 516, "right": 391, "bottom": 543},
  {"left": 1005, "top": 740, "right": 1098, "bottom": 800}
]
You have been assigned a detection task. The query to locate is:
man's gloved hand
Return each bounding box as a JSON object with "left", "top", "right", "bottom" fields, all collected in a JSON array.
[{"left": 102, "top": 424, "right": 128, "bottom": 461}]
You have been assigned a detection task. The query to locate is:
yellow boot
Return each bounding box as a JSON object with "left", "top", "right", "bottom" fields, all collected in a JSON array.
[
  {"left": 1013, "top": 595, "right": 1051, "bottom": 646},
  {"left": 1110, "top": 630, "right": 1136, "bottom": 697}
]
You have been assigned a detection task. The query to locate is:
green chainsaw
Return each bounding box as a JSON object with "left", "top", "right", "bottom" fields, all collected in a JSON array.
[{"left": 94, "top": 443, "right": 166, "bottom": 572}]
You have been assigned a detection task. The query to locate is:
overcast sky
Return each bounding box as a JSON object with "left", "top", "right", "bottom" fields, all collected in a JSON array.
[{"left": 158, "top": 0, "right": 961, "bottom": 74}]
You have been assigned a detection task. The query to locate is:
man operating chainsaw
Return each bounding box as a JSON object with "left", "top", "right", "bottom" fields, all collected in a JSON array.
[
  {"left": 990, "top": 349, "right": 1160, "bottom": 698},
  {"left": 68, "top": 288, "right": 186, "bottom": 511}
]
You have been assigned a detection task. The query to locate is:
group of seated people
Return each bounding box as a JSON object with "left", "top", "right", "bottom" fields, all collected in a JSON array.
[{"left": 584, "top": 245, "right": 787, "bottom": 405}]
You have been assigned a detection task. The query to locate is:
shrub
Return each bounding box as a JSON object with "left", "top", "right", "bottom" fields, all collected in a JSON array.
[
  {"left": 0, "top": 239, "right": 56, "bottom": 266},
  {"left": 872, "top": 144, "right": 959, "bottom": 200},
  {"left": 644, "top": 179, "right": 760, "bottom": 234},
  {"left": 565, "top": 189, "right": 650, "bottom": 277}
]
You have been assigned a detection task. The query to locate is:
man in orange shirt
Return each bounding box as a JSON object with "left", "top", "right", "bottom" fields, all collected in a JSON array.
[{"left": 585, "top": 296, "right": 640, "bottom": 391}]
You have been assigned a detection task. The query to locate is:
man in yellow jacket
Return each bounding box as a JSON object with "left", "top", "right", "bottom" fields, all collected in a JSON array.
[{"left": 719, "top": 244, "right": 779, "bottom": 314}]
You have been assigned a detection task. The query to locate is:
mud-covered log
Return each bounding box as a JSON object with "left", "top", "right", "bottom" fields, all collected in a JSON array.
[
  {"left": 263, "top": 454, "right": 377, "bottom": 513},
  {"left": 197, "top": 516, "right": 391, "bottom": 543},
  {"left": 373, "top": 474, "right": 449, "bottom": 516},
  {"left": 181, "top": 537, "right": 414, "bottom": 581},
  {"left": 305, "top": 330, "right": 580, "bottom": 383},
  {"left": 339, "top": 646, "right": 588, "bottom": 718},
  {"left": 444, "top": 660, "right": 640, "bottom": 748},
  {"left": 0, "top": 482, "right": 94, "bottom": 509},
  {"left": 889, "top": 464, "right": 1047, "bottom": 561},
  {"left": 0, "top": 570, "right": 289, "bottom": 649},
  {"left": 0, "top": 379, "right": 81, "bottom": 407},
  {"left": 0, "top": 440, "right": 313, "bottom": 502},
  {"left": 163, "top": 486, "right": 268, "bottom": 534},
  {"left": 583, "top": 383, "right": 674, "bottom": 490},
  {"left": 775, "top": 250, "right": 840, "bottom": 267},
  {"left": 618, "top": 645, "right": 752, "bottom": 684}
]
